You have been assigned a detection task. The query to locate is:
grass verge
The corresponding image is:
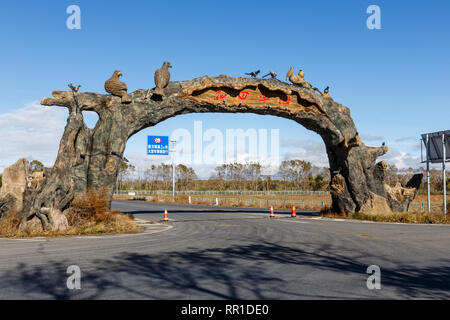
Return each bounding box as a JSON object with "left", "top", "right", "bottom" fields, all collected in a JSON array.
[
  {"left": 116, "top": 194, "right": 328, "bottom": 211},
  {"left": 320, "top": 207, "right": 450, "bottom": 224},
  {"left": 0, "top": 188, "right": 142, "bottom": 238}
]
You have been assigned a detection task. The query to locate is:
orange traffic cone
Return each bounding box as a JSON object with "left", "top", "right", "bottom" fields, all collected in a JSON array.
[
  {"left": 291, "top": 205, "right": 296, "bottom": 218},
  {"left": 163, "top": 208, "right": 169, "bottom": 221},
  {"left": 269, "top": 206, "right": 275, "bottom": 218}
]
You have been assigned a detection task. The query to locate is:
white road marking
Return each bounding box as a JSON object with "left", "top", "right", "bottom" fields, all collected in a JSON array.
[
  {"left": 275, "top": 219, "right": 310, "bottom": 224},
  {"left": 73, "top": 222, "right": 173, "bottom": 239},
  {"left": 0, "top": 238, "right": 48, "bottom": 242}
]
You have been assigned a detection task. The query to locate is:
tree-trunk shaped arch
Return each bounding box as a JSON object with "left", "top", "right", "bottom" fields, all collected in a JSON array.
[{"left": 13, "top": 75, "right": 421, "bottom": 230}]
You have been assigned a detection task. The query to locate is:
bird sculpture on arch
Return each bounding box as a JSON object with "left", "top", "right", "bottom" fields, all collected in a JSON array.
[
  {"left": 153, "top": 61, "right": 172, "bottom": 96},
  {"left": 286, "top": 67, "right": 310, "bottom": 87},
  {"left": 104, "top": 70, "right": 131, "bottom": 103}
]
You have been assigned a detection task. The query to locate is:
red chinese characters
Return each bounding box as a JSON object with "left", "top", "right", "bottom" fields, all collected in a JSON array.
[
  {"left": 237, "top": 91, "right": 249, "bottom": 101},
  {"left": 211, "top": 90, "right": 292, "bottom": 107},
  {"left": 259, "top": 95, "right": 269, "bottom": 105},
  {"left": 278, "top": 96, "right": 291, "bottom": 105},
  {"left": 214, "top": 90, "right": 227, "bottom": 101}
]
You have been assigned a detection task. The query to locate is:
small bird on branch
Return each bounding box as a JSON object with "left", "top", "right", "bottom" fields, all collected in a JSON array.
[
  {"left": 245, "top": 70, "right": 260, "bottom": 78},
  {"left": 262, "top": 71, "right": 277, "bottom": 79},
  {"left": 68, "top": 83, "right": 81, "bottom": 92},
  {"left": 67, "top": 83, "right": 81, "bottom": 111}
]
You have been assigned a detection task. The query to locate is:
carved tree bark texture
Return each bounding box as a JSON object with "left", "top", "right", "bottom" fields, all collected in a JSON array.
[{"left": 12, "top": 75, "right": 420, "bottom": 229}]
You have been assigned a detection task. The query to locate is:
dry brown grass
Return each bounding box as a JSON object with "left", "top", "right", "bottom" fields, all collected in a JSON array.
[
  {"left": 320, "top": 207, "right": 450, "bottom": 224},
  {"left": 122, "top": 193, "right": 328, "bottom": 211},
  {"left": 60, "top": 187, "right": 139, "bottom": 236},
  {"left": 0, "top": 211, "right": 23, "bottom": 237},
  {"left": 0, "top": 188, "right": 141, "bottom": 238}
]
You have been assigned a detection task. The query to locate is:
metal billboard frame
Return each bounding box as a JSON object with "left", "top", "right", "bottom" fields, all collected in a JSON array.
[{"left": 421, "top": 130, "right": 449, "bottom": 215}]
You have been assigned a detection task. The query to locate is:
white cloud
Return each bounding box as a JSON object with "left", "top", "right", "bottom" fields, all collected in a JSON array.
[
  {"left": 0, "top": 103, "right": 67, "bottom": 171},
  {"left": 124, "top": 153, "right": 218, "bottom": 179},
  {"left": 125, "top": 139, "right": 330, "bottom": 178},
  {"left": 379, "top": 147, "right": 422, "bottom": 170},
  {"left": 282, "top": 139, "right": 328, "bottom": 167},
  {"left": 125, "top": 139, "right": 427, "bottom": 178},
  {"left": 125, "top": 151, "right": 282, "bottom": 179},
  {"left": 282, "top": 138, "right": 424, "bottom": 171}
]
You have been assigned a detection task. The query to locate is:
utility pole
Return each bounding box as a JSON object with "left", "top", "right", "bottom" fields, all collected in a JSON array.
[
  {"left": 426, "top": 134, "right": 431, "bottom": 213},
  {"left": 443, "top": 133, "right": 447, "bottom": 216},
  {"left": 170, "top": 137, "right": 176, "bottom": 200}
]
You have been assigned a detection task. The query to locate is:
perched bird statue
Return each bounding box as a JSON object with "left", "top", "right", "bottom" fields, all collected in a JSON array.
[
  {"left": 104, "top": 70, "right": 131, "bottom": 103},
  {"left": 154, "top": 61, "right": 172, "bottom": 96},
  {"left": 67, "top": 83, "right": 81, "bottom": 110},
  {"left": 245, "top": 70, "right": 260, "bottom": 78},
  {"left": 262, "top": 71, "right": 278, "bottom": 79},
  {"left": 323, "top": 86, "right": 331, "bottom": 98},
  {"left": 298, "top": 69, "right": 305, "bottom": 79},
  {"left": 286, "top": 67, "right": 310, "bottom": 87},
  {"left": 68, "top": 83, "right": 81, "bottom": 92}
]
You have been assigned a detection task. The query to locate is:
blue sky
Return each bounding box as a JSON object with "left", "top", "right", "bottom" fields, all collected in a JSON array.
[{"left": 0, "top": 1, "right": 449, "bottom": 177}]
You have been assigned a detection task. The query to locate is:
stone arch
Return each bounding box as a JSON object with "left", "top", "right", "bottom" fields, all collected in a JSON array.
[{"left": 9, "top": 75, "right": 421, "bottom": 229}]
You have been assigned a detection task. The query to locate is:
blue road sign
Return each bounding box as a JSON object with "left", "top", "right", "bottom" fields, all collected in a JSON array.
[{"left": 147, "top": 136, "right": 169, "bottom": 155}]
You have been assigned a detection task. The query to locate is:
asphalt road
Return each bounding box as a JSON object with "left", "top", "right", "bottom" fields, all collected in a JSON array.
[{"left": 0, "top": 199, "right": 449, "bottom": 299}]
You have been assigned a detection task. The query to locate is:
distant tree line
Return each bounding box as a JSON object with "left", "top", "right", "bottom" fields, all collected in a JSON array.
[
  {"left": 0, "top": 160, "right": 447, "bottom": 194},
  {"left": 385, "top": 164, "right": 449, "bottom": 195},
  {"left": 118, "top": 161, "right": 449, "bottom": 193},
  {"left": 118, "top": 160, "right": 331, "bottom": 192}
]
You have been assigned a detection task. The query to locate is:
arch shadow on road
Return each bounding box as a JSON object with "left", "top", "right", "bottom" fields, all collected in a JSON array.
[{"left": 0, "top": 241, "right": 448, "bottom": 299}]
